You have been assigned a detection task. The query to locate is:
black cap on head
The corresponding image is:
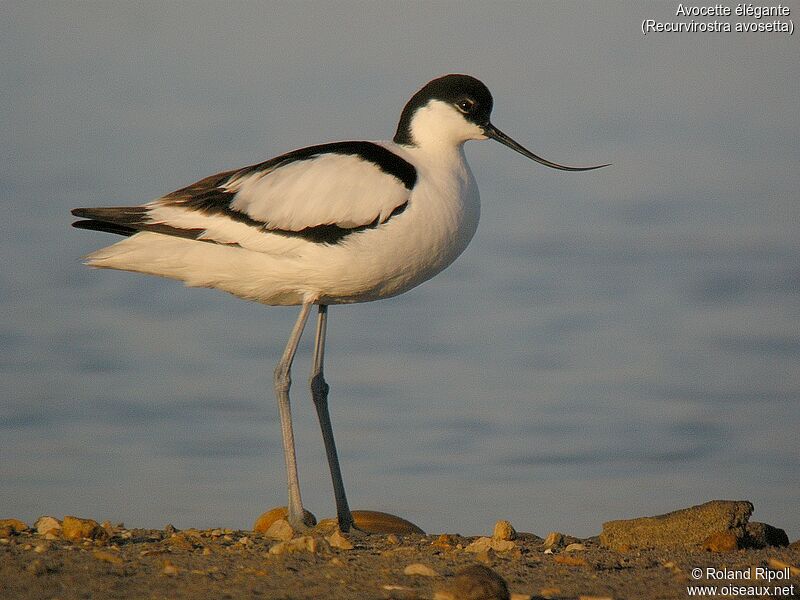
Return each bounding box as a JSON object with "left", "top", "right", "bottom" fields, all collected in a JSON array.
[{"left": 394, "top": 74, "right": 493, "bottom": 145}]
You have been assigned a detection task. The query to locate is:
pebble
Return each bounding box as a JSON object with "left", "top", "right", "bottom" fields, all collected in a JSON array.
[
  {"left": 61, "top": 515, "right": 107, "bottom": 541},
  {"left": 543, "top": 531, "right": 564, "bottom": 549},
  {"left": 263, "top": 519, "right": 295, "bottom": 541},
  {"left": 34, "top": 516, "right": 62, "bottom": 536},
  {"left": 492, "top": 520, "right": 517, "bottom": 541},
  {"left": 404, "top": 563, "right": 438, "bottom": 577},
  {"left": 564, "top": 543, "right": 586, "bottom": 552},
  {"left": 465, "top": 536, "right": 516, "bottom": 553},
  {"left": 434, "top": 565, "right": 509, "bottom": 600},
  {"left": 0, "top": 518, "right": 28, "bottom": 536},
  {"left": 386, "top": 533, "right": 400, "bottom": 545},
  {"left": 327, "top": 529, "right": 354, "bottom": 550},
  {"left": 268, "top": 535, "right": 327, "bottom": 555}
]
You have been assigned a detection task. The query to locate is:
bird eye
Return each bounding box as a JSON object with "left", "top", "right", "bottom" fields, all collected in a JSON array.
[{"left": 456, "top": 98, "right": 476, "bottom": 114}]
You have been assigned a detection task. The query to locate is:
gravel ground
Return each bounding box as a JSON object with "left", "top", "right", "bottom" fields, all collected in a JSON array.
[{"left": 1, "top": 520, "right": 797, "bottom": 599}]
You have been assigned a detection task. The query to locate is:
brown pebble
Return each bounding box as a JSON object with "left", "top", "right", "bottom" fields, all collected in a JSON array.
[
  {"left": 465, "top": 536, "right": 515, "bottom": 553},
  {"left": 61, "top": 516, "right": 108, "bottom": 541},
  {"left": 492, "top": 520, "right": 517, "bottom": 541},
  {"left": 543, "top": 531, "right": 564, "bottom": 549},
  {"left": 0, "top": 518, "right": 28, "bottom": 534},
  {"left": 34, "top": 516, "right": 62, "bottom": 536},
  {"left": 435, "top": 564, "right": 509, "bottom": 600},
  {"left": 386, "top": 533, "right": 400, "bottom": 545},
  {"left": 327, "top": 529, "right": 354, "bottom": 550},
  {"left": 268, "top": 535, "right": 327, "bottom": 555},
  {"left": 701, "top": 531, "right": 740, "bottom": 552},
  {"left": 264, "top": 518, "right": 295, "bottom": 541}
]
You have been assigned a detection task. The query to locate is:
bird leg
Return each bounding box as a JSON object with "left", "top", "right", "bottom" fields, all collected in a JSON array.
[
  {"left": 310, "top": 305, "right": 355, "bottom": 532},
  {"left": 274, "top": 301, "right": 314, "bottom": 530}
]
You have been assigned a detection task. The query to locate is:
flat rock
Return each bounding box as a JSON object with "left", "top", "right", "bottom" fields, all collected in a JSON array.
[
  {"left": 268, "top": 535, "right": 328, "bottom": 555},
  {"left": 465, "top": 536, "right": 516, "bottom": 553},
  {"left": 600, "top": 500, "right": 753, "bottom": 550}
]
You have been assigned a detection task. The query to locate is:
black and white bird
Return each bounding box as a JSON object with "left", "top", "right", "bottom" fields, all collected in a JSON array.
[{"left": 72, "top": 74, "right": 607, "bottom": 532}]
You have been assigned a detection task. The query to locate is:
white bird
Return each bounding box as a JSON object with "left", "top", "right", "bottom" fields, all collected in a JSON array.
[{"left": 72, "top": 74, "right": 607, "bottom": 532}]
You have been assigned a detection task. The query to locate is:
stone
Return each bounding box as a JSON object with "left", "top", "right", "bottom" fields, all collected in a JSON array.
[
  {"left": 701, "top": 531, "right": 741, "bottom": 552},
  {"left": 465, "top": 536, "right": 516, "bottom": 553},
  {"left": 34, "top": 516, "right": 61, "bottom": 536},
  {"left": 0, "top": 519, "right": 28, "bottom": 535},
  {"left": 565, "top": 543, "right": 586, "bottom": 552},
  {"left": 745, "top": 522, "right": 789, "bottom": 548},
  {"left": 434, "top": 565, "right": 509, "bottom": 600},
  {"left": 543, "top": 531, "right": 564, "bottom": 549},
  {"left": 351, "top": 510, "right": 425, "bottom": 535},
  {"left": 599, "top": 500, "right": 753, "bottom": 550},
  {"left": 492, "top": 520, "right": 516, "bottom": 541},
  {"left": 268, "top": 535, "right": 327, "bottom": 555},
  {"left": 404, "top": 563, "right": 438, "bottom": 577},
  {"left": 61, "top": 516, "right": 108, "bottom": 541},
  {"left": 327, "top": 529, "right": 354, "bottom": 550},
  {"left": 264, "top": 519, "right": 295, "bottom": 541},
  {"left": 253, "top": 506, "right": 317, "bottom": 533}
]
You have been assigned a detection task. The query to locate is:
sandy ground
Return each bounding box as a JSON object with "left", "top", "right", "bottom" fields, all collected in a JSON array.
[{"left": 1, "top": 520, "right": 798, "bottom": 600}]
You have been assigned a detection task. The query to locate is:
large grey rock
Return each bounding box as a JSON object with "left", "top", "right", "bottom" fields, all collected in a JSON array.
[{"left": 600, "top": 500, "right": 753, "bottom": 550}]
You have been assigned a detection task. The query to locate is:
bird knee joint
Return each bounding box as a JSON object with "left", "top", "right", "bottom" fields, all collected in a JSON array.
[{"left": 274, "top": 366, "right": 291, "bottom": 392}]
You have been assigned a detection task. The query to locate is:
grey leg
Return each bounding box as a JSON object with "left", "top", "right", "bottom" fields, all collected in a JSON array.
[
  {"left": 310, "top": 305, "right": 354, "bottom": 532},
  {"left": 274, "top": 301, "right": 314, "bottom": 529}
]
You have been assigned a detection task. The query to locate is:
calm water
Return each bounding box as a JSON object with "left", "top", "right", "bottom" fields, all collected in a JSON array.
[{"left": 2, "top": 3, "right": 798, "bottom": 538}]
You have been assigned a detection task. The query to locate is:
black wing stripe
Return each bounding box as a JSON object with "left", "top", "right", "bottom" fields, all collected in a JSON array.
[{"left": 70, "top": 200, "right": 409, "bottom": 245}]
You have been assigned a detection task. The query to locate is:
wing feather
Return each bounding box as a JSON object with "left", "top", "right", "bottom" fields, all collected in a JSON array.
[{"left": 72, "top": 141, "right": 416, "bottom": 247}]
